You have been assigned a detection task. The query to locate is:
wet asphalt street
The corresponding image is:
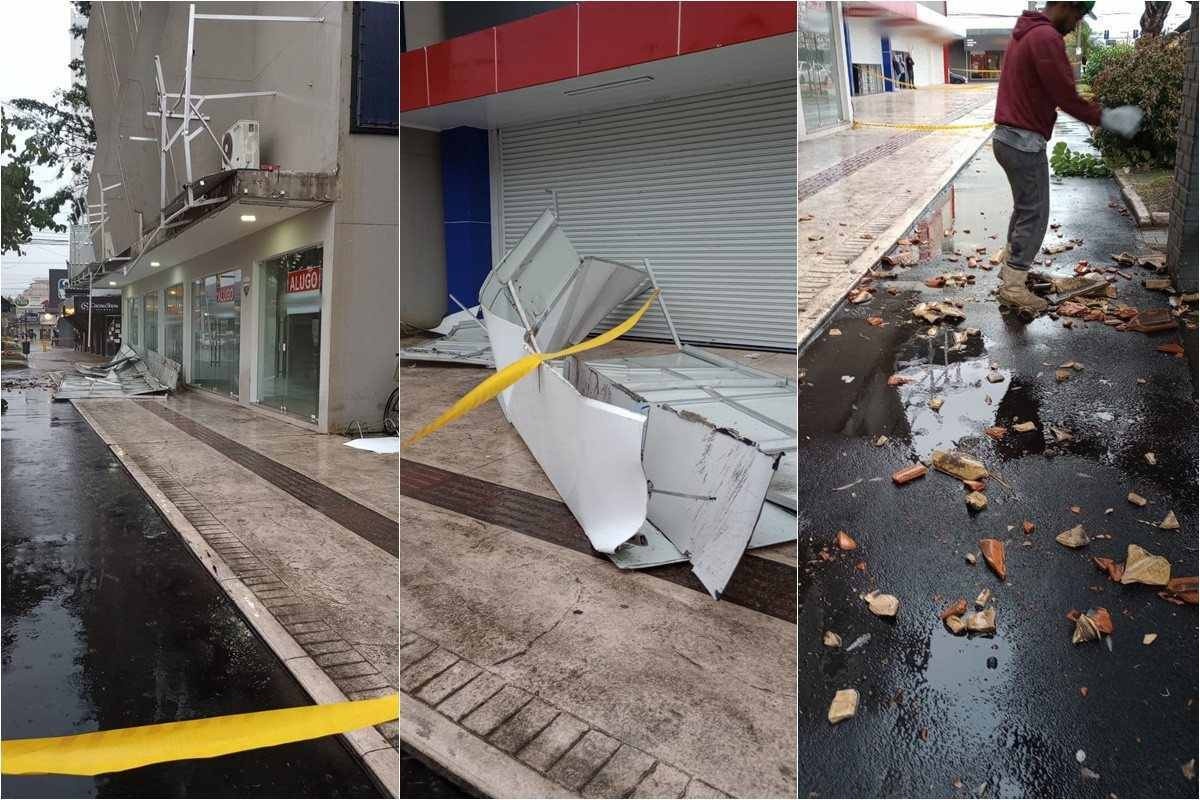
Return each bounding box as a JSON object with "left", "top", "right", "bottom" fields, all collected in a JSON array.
[
  {"left": 797, "top": 121, "right": 1198, "bottom": 798},
  {"left": 1, "top": 382, "right": 381, "bottom": 798}
]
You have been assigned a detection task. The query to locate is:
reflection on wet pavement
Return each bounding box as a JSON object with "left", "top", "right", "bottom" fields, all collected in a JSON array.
[
  {"left": 0, "top": 390, "right": 380, "bottom": 798},
  {"left": 798, "top": 120, "right": 1198, "bottom": 798}
]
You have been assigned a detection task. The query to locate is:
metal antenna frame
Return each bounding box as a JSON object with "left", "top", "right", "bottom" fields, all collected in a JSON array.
[{"left": 120, "top": 5, "right": 325, "bottom": 278}]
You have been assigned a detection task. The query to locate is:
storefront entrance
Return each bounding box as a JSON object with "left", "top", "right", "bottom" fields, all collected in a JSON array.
[
  {"left": 258, "top": 246, "right": 322, "bottom": 423},
  {"left": 191, "top": 270, "right": 242, "bottom": 398},
  {"left": 798, "top": 2, "right": 846, "bottom": 134}
]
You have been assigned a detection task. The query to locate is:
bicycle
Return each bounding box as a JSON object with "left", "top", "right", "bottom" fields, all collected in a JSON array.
[{"left": 382, "top": 353, "right": 398, "bottom": 435}]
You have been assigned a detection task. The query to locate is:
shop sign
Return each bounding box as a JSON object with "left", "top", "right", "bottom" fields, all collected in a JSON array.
[
  {"left": 73, "top": 297, "right": 121, "bottom": 315},
  {"left": 286, "top": 266, "right": 322, "bottom": 294},
  {"left": 215, "top": 284, "right": 239, "bottom": 303}
]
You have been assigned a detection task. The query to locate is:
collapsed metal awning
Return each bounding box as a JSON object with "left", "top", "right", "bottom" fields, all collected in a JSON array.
[
  {"left": 478, "top": 207, "right": 797, "bottom": 598},
  {"left": 54, "top": 346, "right": 180, "bottom": 400},
  {"left": 399, "top": 307, "right": 495, "bottom": 368}
]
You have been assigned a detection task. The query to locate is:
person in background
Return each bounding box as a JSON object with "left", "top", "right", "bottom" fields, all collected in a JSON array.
[
  {"left": 905, "top": 53, "right": 916, "bottom": 88},
  {"left": 992, "top": 0, "right": 1144, "bottom": 318}
]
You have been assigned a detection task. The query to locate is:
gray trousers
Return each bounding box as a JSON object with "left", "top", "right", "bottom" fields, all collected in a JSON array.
[{"left": 994, "top": 140, "right": 1050, "bottom": 271}]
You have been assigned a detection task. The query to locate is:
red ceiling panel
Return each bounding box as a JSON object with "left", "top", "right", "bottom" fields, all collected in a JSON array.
[
  {"left": 400, "top": 49, "right": 428, "bottom": 112},
  {"left": 426, "top": 28, "right": 497, "bottom": 106},
  {"left": 497, "top": 5, "right": 578, "bottom": 92},
  {"left": 579, "top": 2, "right": 679, "bottom": 76},
  {"left": 680, "top": 2, "right": 796, "bottom": 54}
]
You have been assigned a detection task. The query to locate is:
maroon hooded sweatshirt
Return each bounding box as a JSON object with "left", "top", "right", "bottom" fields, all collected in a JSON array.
[{"left": 994, "top": 11, "right": 1102, "bottom": 139}]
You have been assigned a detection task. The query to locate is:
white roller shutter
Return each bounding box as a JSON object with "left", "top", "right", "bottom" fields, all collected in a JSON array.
[{"left": 498, "top": 81, "right": 797, "bottom": 350}]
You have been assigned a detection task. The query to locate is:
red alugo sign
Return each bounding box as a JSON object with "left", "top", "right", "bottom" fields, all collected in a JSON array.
[
  {"left": 215, "top": 284, "right": 238, "bottom": 303},
  {"left": 286, "top": 266, "right": 322, "bottom": 294}
]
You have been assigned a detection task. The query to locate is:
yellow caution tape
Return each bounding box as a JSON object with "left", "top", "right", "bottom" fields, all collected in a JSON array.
[
  {"left": 852, "top": 119, "right": 996, "bottom": 132},
  {"left": 1, "top": 694, "right": 399, "bottom": 776},
  {"left": 404, "top": 289, "right": 660, "bottom": 446}
]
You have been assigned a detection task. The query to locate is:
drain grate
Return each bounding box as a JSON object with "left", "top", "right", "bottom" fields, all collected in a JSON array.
[
  {"left": 401, "top": 459, "right": 797, "bottom": 623},
  {"left": 139, "top": 402, "right": 397, "bottom": 557}
]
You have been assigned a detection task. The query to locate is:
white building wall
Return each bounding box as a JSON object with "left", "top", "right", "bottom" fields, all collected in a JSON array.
[
  {"left": 846, "top": 18, "right": 883, "bottom": 65},
  {"left": 890, "top": 31, "right": 944, "bottom": 86}
]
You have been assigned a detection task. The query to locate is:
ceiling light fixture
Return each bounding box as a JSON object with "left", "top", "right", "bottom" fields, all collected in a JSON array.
[
  {"left": 240, "top": 214, "right": 256, "bottom": 222},
  {"left": 564, "top": 75, "right": 654, "bottom": 97},
  {"left": 150, "top": 261, "right": 161, "bottom": 267}
]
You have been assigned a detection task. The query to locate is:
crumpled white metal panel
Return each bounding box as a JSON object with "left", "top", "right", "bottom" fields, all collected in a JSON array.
[
  {"left": 641, "top": 405, "right": 776, "bottom": 597},
  {"left": 485, "top": 311, "right": 649, "bottom": 553},
  {"left": 481, "top": 209, "right": 649, "bottom": 353}
]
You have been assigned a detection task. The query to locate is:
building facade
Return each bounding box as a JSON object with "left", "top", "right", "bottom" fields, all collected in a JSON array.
[
  {"left": 79, "top": 2, "right": 398, "bottom": 433},
  {"left": 796, "top": 2, "right": 963, "bottom": 138},
  {"left": 401, "top": 1, "right": 798, "bottom": 351}
]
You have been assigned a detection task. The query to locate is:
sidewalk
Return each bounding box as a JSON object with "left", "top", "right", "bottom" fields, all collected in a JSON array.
[
  {"left": 68, "top": 387, "right": 400, "bottom": 795},
  {"left": 795, "top": 119, "right": 1197, "bottom": 797},
  {"left": 398, "top": 338, "right": 797, "bottom": 798},
  {"left": 798, "top": 85, "right": 999, "bottom": 347}
]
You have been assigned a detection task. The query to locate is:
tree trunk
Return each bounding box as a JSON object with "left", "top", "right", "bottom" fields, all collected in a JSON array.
[{"left": 1141, "top": 1, "right": 1172, "bottom": 37}]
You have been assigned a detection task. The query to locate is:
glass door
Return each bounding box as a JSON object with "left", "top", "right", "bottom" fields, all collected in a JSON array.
[
  {"left": 258, "top": 246, "right": 322, "bottom": 422},
  {"left": 798, "top": 2, "right": 845, "bottom": 133},
  {"left": 164, "top": 284, "right": 184, "bottom": 364},
  {"left": 190, "top": 270, "right": 241, "bottom": 397}
]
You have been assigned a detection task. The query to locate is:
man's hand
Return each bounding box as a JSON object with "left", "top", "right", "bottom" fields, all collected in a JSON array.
[{"left": 1100, "top": 105, "right": 1145, "bottom": 139}]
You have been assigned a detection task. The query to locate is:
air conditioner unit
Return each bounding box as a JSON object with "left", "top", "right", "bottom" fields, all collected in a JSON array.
[{"left": 222, "top": 119, "right": 260, "bottom": 169}]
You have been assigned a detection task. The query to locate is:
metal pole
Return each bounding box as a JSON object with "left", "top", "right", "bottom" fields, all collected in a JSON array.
[
  {"left": 641, "top": 258, "right": 682, "bottom": 349},
  {"left": 87, "top": 268, "right": 93, "bottom": 354},
  {"left": 181, "top": 4, "right": 196, "bottom": 205}
]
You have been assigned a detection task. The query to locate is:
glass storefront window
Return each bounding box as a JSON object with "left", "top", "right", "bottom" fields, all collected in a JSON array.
[
  {"left": 128, "top": 296, "right": 140, "bottom": 347},
  {"left": 190, "top": 270, "right": 241, "bottom": 398},
  {"left": 143, "top": 291, "right": 158, "bottom": 352},
  {"left": 258, "top": 245, "right": 322, "bottom": 422},
  {"left": 164, "top": 284, "right": 184, "bottom": 364},
  {"left": 799, "top": 2, "right": 845, "bottom": 133}
]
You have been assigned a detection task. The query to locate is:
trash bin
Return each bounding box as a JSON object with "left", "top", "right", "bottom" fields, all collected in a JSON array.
[{"left": 21, "top": 340, "right": 31, "bottom": 356}]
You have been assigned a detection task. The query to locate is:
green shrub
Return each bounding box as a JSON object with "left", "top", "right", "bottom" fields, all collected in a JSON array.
[
  {"left": 1050, "top": 141, "right": 1111, "bottom": 177},
  {"left": 1081, "top": 42, "right": 1133, "bottom": 86},
  {"left": 1090, "top": 35, "right": 1186, "bottom": 168}
]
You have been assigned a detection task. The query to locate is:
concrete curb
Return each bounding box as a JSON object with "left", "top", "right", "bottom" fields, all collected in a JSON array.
[
  {"left": 1112, "top": 169, "right": 1169, "bottom": 228},
  {"left": 798, "top": 124, "right": 997, "bottom": 352},
  {"left": 398, "top": 690, "right": 578, "bottom": 799},
  {"left": 73, "top": 401, "right": 400, "bottom": 798}
]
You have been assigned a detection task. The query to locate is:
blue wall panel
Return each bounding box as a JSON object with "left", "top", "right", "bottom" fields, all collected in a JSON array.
[{"left": 441, "top": 127, "right": 492, "bottom": 311}]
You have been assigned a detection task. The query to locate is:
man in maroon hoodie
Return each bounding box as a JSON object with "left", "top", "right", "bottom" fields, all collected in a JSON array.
[{"left": 992, "top": 1, "right": 1143, "bottom": 317}]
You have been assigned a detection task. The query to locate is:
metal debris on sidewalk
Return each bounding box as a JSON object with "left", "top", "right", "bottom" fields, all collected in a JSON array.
[
  {"left": 399, "top": 304, "right": 495, "bottom": 368},
  {"left": 1127, "top": 492, "right": 1148, "bottom": 507},
  {"left": 418, "top": 207, "right": 798, "bottom": 599},
  {"left": 53, "top": 345, "right": 179, "bottom": 400},
  {"left": 1160, "top": 510, "right": 1180, "bottom": 530},
  {"left": 823, "top": 631, "right": 842, "bottom": 648},
  {"left": 1143, "top": 633, "right": 1158, "bottom": 645}
]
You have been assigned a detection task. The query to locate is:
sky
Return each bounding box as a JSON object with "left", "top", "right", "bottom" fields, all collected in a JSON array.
[
  {"left": 0, "top": 1, "right": 73, "bottom": 298},
  {"left": 947, "top": 0, "right": 1193, "bottom": 35}
]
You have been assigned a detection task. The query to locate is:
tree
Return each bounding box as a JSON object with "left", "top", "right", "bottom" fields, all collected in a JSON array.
[
  {"left": 1, "top": 2, "right": 95, "bottom": 254},
  {"left": 1140, "top": 1, "right": 1172, "bottom": 37},
  {"left": 1, "top": 112, "right": 72, "bottom": 254}
]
